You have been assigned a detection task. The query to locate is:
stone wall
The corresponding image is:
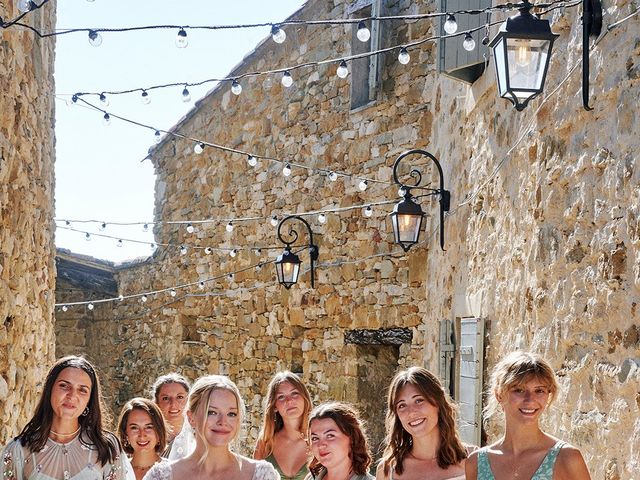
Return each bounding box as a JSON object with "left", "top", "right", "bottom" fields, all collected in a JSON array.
[
  {"left": 56, "top": 0, "right": 639, "bottom": 476},
  {"left": 0, "top": 1, "right": 57, "bottom": 443}
]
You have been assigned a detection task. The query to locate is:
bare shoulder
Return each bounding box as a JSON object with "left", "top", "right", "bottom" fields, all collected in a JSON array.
[
  {"left": 464, "top": 447, "right": 480, "bottom": 479},
  {"left": 555, "top": 444, "right": 591, "bottom": 480}
]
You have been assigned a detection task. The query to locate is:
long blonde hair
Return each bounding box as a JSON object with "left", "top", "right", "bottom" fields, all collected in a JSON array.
[
  {"left": 188, "top": 375, "right": 245, "bottom": 464},
  {"left": 255, "top": 371, "right": 312, "bottom": 457}
]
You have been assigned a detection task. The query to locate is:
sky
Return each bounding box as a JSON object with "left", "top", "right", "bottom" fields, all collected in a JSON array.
[{"left": 54, "top": 0, "right": 306, "bottom": 263}]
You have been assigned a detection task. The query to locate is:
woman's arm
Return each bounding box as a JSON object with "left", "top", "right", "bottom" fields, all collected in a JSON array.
[
  {"left": 554, "top": 446, "right": 590, "bottom": 480},
  {"left": 464, "top": 450, "right": 479, "bottom": 480}
]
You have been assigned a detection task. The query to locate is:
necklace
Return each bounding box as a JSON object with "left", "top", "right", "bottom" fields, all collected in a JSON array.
[
  {"left": 132, "top": 456, "right": 160, "bottom": 470},
  {"left": 49, "top": 426, "right": 81, "bottom": 437}
]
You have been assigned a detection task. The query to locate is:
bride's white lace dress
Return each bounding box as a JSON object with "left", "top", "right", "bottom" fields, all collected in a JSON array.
[{"left": 143, "top": 459, "right": 279, "bottom": 480}]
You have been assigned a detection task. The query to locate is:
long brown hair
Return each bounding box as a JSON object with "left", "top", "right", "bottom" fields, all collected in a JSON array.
[
  {"left": 117, "top": 397, "right": 168, "bottom": 455},
  {"left": 308, "top": 402, "right": 372, "bottom": 478},
  {"left": 380, "top": 367, "right": 466, "bottom": 476},
  {"left": 255, "top": 371, "right": 312, "bottom": 457},
  {"left": 16, "top": 356, "right": 120, "bottom": 466}
]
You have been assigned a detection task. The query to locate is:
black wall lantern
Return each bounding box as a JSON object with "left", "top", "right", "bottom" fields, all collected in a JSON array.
[
  {"left": 390, "top": 149, "right": 450, "bottom": 252},
  {"left": 275, "top": 215, "right": 319, "bottom": 288},
  {"left": 489, "top": 0, "right": 559, "bottom": 111}
]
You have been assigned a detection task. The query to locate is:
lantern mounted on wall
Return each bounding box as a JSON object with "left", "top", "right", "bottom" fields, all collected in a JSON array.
[
  {"left": 390, "top": 149, "right": 450, "bottom": 252},
  {"left": 488, "top": 0, "right": 559, "bottom": 111},
  {"left": 275, "top": 215, "right": 319, "bottom": 288}
]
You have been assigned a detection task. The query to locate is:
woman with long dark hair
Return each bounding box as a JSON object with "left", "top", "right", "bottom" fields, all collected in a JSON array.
[
  {"left": 254, "top": 371, "right": 312, "bottom": 480},
  {"left": 1, "top": 355, "right": 132, "bottom": 479},
  {"left": 376, "top": 367, "right": 468, "bottom": 480}
]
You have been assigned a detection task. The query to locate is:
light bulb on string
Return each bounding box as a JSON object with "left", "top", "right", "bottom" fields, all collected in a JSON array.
[
  {"left": 182, "top": 87, "right": 191, "bottom": 103},
  {"left": 398, "top": 187, "right": 407, "bottom": 197},
  {"left": 118, "top": 295, "right": 124, "bottom": 301},
  {"left": 271, "top": 25, "right": 286, "bottom": 44},
  {"left": 143, "top": 223, "right": 149, "bottom": 232},
  {"left": 318, "top": 213, "right": 327, "bottom": 224},
  {"left": 336, "top": 60, "right": 349, "bottom": 79},
  {"left": 117, "top": 239, "right": 123, "bottom": 247},
  {"left": 99, "top": 222, "right": 106, "bottom": 231},
  {"left": 270, "top": 216, "right": 279, "bottom": 227},
  {"left": 153, "top": 131, "right": 162, "bottom": 144},
  {"left": 141, "top": 295, "right": 148, "bottom": 303},
  {"left": 356, "top": 21, "right": 371, "bottom": 42},
  {"left": 358, "top": 179, "right": 369, "bottom": 191},
  {"left": 61, "top": 305, "right": 68, "bottom": 312},
  {"left": 281, "top": 71, "right": 293, "bottom": 88},
  {"left": 255, "top": 264, "right": 262, "bottom": 271},
  {"left": 180, "top": 245, "right": 188, "bottom": 255},
  {"left": 141, "top": 90, "right": 151, "bottom": 104},
  {"left": 444, "top": 14, "right": 458, "bottom": 34},
  {"left": 204, "top": 247, "right": 212, "bottom": 255},
  {"left": 17, "top": 0, "right": 32, "bottom": 12},
  {"left": 65, "top": 220, "right": 71, "bottom": 226},
  {"left": 99, "top": 93, "right": 109, "bottom": 107},
  {"left": 175, "top": 28, "right": 188, "bottom": 48},
  {"left": 231, "top": 80, "right": 242, "bottom": 96},
  {"left": 87, "top": 303, "right": 94, "bottom": 311},
  {"left": 283, "top": 164, "right": 292, "bottom": 177},
  {"left": 247, "top": 155, "right": 257, "bottom": 167},
  {"left": 186, "top": 223, "right": 195, "bottom": 233},
  {"left": 255, "top": 248, "right": 262, "bottom": 256},
  {"left": 102, "top": 113, "right": 111, "bottom": 126},
  {"left": 170, "top": 289, "right": 177, "bottom": 297},
  {"left": 198, "top": 281, "right": 205, "bottom": 290},
  {"left": 229, "top": 248, "right": 238, "bottom": 257},
  {"left": 328, "top": 171, "right": 338, "bottom": 181},
  {"left": 150, "top": 243, "right": 156, "bottom": 250},
  {"left": 194, "top": 142, "right": 204, "bottom": 154},
  {"left": 85, "top": 233, "right": 91, "bottom": 241},
  {"left": 226, "top": 222, "right": 234, "bottom": 233},
  {"left": 227, "top": 273, "right": 234, "bottom": 281},
  {"left": 398, "top": 47, "right": 410, "bottom": 65},
  {"left": 463, "top": 33, "right": 476, "bottom": 51},
  {"left": 364, "top": 205, "right": 373, "bottom": 217},
  {"left": 88, "top": 30, "right": 103, "bottom": 47}
]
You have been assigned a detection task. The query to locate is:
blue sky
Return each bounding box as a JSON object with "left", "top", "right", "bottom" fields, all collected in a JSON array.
[{"left": 54, "top": 0, "right": 305, "bottom": 262}]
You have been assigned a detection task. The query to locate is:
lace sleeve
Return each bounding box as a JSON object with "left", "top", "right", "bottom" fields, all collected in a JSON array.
[
  {"left": 143, "top": 460, "right": 172, "bottom": 480},
  {"left": 2, "top": 440, "right": 25, "bottom": 480},
  {"left": 253, "top": 460, "right": 280, "bottom": 480}
]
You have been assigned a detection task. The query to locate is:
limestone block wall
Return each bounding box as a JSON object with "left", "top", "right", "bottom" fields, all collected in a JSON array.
[
  {"left": 55, "top": 0, "right": 639, "bottom": 475},
  {"left": 0, "top": 1, "right": 57, "bottom": 443}
]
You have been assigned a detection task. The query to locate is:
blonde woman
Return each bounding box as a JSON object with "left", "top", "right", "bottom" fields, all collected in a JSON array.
[
  {"left": 254, "top": 371, "right": 312, "bottom": 480},
  {"left": 376, "top": 367, "right": 468, "bottom": 480},
  {"left": 465, "top": 351, "right": 590, "bottom": 480},
  {"left": 144, "top": 375, "right": 278, "bottom": 480}
]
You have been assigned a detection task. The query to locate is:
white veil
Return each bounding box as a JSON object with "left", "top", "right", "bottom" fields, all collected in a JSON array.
[{"left": 167, "top": 415, "right": 196, "bottom": 461}]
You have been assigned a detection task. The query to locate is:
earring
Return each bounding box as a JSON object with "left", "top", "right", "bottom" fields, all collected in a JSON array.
[
  {"left": 81, "top": 407, "right": 89, "bottom": 417},
  {"left": 123, "top": 438, "right": 130, "bottom": 447}
]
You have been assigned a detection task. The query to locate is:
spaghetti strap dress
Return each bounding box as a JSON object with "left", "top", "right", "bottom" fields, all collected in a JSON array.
[{"left": 476, "top": 440, "right": 566, "bottom": 480}]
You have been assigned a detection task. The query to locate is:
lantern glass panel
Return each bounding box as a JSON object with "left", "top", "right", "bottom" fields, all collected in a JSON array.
[
  {"left": 398, "top": 213, "right": 422, "bottom": 243},
  {"left": 282, "top": 261, "right": 299, "bottom": 285},
  {"left": 493, "top": 38, "right": 508, "bottom": 96},
  {"left": 505, "top": 37, "right": 551, "bottom": 98}
]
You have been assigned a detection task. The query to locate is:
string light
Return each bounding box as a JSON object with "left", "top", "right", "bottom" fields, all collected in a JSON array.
[
  {"left": 226, "top": 221, "right": 234, "bottom": 232},
  {"left": 141, "top": 90, "right": 150, "bottom": 104},
  {"left": 328, "top": 171, "right": 338, "bottom": 181},
  {"left": 186, "top": 223, "right": 195, "bottom": 233},
  {"left": 61, "top": 305, "right": 68, "bottom": 312},
  {"left": 170, "top": 288, "right": 177, "bottom": 297},
  {"left": 364, "top": 205, "right": 373, "bottom": 217},
  {"left": 398, "top": 47, "right": 410, "bottom": 65},
  {"left": 99, "top": 93, "right": 109, "bottom": 106},
  {"left": 359, "top": 179, "right": 368, "bottom": 191},
  {"left": 318, "top": 213, "right": 327, "bottom": 224},
  {"left": 118, "top": 295, "right": 124, "bottom": 301},
  {"left": 271, "top": 24, "right": 286, "bottom": 44},
  {"left": 336, "top": 60, "right": 349, "bottom": 78},
  {"left": 281, "top": 71, "right": 293, "bottom": 88},
  {"left": 229, "top": 248, "right": 238, "bottom": 257},
  {"left": 99, "top": 222, "right": 106, "bottom": 231},
  {"left": 444, "top": 14, "right": 458, "bottom": 34},
  {"left": 463, "top": 33, "right": 476, "bottom": 51},
  {"left": 102, "top": 113, "right": 111, "bottom": 125},
  {"left": 247, "top": 155, "right": 257, "bottom": 167},
  {"left": 180, "top": 245, "right": 188, "bottom": 255},
  {"left": 283, "top": 163, "right": 292, "bottom": 176},
  {"left": 198, "top": 281, "right": 205, "bottom": 289},
  {"left": 270, "top": 216, "right": 279, "bottom": 227},
  {"left": 356, "top": 21, "right": 371, "bottom": 42},
  {"left": 231, "top": 80, "right": 242, "bottom": 95},
  {"left": 194, "top": 142, "right": 204, "bottom": 154},
  {"left": 143, "top": 223, "right": 149, "bottom": 232},
  {"left": 88, "top": 30, "right": 102, "bottom": 46},
  {"left": 85, "top": 232, "right": 91, "bottom": 241},
  {"left": 255, "top": 248, "right": 262, "bottom": 256},
  {"left": 141, "top": 295, "right": 148, "bottom": 303},
  {"left": 87, "top": 303, "right": 94, "bottom": 310},
  {"left": 153, "top": 131, "right": 161, "bottom": 143},
  {"left": 175, "top": 28, "right": 188, "bottom": 48},
  {"left": 204, "top": 247, "right": 212, "bottom": 254},
  {"left": 17, "top": 0, "right": 32, "bottom": 12},
  {"left": 182, "top": 86, "right": 191, "bottom": 102}
]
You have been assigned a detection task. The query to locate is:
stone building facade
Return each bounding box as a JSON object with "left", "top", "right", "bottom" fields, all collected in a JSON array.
[
  {"left": 55, "top": 0, "right": 639, "bottom": 477},
  {"left": 0, "top": 1, "right": 57, "bottom": 443}
]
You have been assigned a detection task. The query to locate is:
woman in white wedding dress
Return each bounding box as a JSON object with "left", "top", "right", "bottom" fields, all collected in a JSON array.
[{"left": 144, "top": 375, "right": 279, "bottom": 480}]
